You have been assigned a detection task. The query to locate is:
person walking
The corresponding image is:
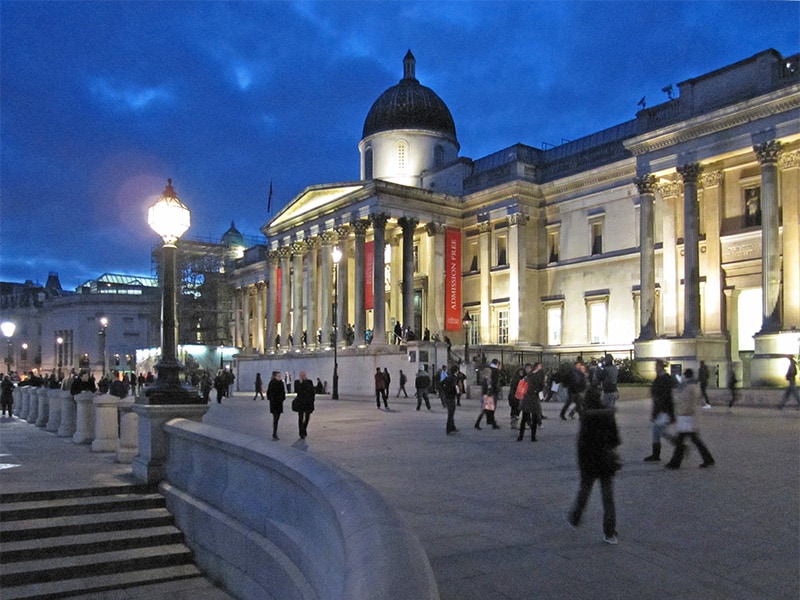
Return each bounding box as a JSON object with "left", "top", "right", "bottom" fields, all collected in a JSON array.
[
  {"left": 778, "top": 355, "right": 800, "bottom": 409},
  {"left": 726, "top": 362, "right": 738, "bottom": 408},
  {"left": 665, "top": 368, "right": 715, "bottom": 469},
  {"left": 253, "top": 372, "right": 265, "bottom": 401},
  {"left": 292, "top": 371, "right": 315, "bottom": 439},
  {"left": 1, "top": 375, "right": 14, "bottom": 417},
  {"left": 560, "top": 358, "right": 587, "bottom": 420},
  {"left": 598, "top": 354, "right": 619, "bottom": 409},
  {"left": 475, "top": 361, "right": 501, "bottom": 430},
  {"left": 508, "top": 366, "right": 525, "bottom": 427},
  {"left": 567, "top": 386, "right": 622, "bottom": 544},
  {"left": 415, "top": 367, "right": 431, "bottom": 410},
  {"left": 698, "top": 360, "right": 711, "bottom": 408},
  {"left": 518, "top": 363, "right": 544, "bottom": 442},
  {"left": 374, "top": 367, "right": 388, "bottom": 409},
  {"left": 266, "top": 371, "right": 286, "bottom": 440},
  {"left": 382, "top": 368, "right": 391, "bottom": 402},
  {"left": 213, "top": 370, "right": 226, "bottom": 404},
  {"left": 644, "top": 359, "right": 675, "bottom": 462},
  {"left": 442, "top": 365, "right": 460, "bottom": 435},
  {"left": 396, "top": 369, "right": 408, "bottom": 398}
]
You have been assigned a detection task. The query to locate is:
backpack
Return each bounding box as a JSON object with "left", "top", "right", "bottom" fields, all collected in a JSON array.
[
  {"left": 441, "top": 375, "right": 457, "bottom": 398},
  {"left": 514, "top": 377, "right": 529, "bottom": 401}
]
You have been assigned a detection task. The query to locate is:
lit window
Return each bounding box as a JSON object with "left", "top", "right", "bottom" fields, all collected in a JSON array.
[
  {"left": 497, "top": 309, "right": 509, "bottom": 344},
  {"left": 547, "top": 306, "right": 562, "bottom": 345},
  {"left": 496, "top": 235, "right": 507, "bottom": 266},
  {"left": 587, "top": 300, "right": 608, "bottom": 344},
  {"left": 413, "top": 243, "right": 419, "bottom": 273},
  {"left": 396, "top": 141, "right": 407, "bottom": 171},
  {"left": 468, "top": 313, "right": 480, "bottom": 345}
]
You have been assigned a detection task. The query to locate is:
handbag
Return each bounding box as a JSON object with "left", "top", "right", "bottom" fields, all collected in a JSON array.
[
  {"left": 291, "top": 397, "right": 301, "bottom": 412},
  {"left": 482, "top": 394, "right": 496, "bottom": 411}
]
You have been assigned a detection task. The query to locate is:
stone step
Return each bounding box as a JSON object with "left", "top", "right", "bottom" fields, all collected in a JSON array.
[
  {"left": 0, "top": 493, "right": 166, "bottom": 522},
  {"left": 0, "top": 484, "right": 156, "bottom": 504}
]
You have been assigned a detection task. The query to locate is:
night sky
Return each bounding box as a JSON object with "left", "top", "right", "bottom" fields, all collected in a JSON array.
[{"left": 1, "top": 1, "right": 797, "bottom": 291}]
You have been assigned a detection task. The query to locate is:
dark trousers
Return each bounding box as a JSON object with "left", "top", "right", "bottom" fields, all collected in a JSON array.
[
  {"left": 297, "top": 412, "right": 311, "bottom": 438},
  {"left": 667, "top": 432, "right": 714, "bottom": 467},
  {"left": 416, "top": 390, "right": 430, "bottom": 410},
  {"left": 570, "top": 475, "right": 616, "bottom": 538},
  {"left": 271, "top": 413, "right": 280, "bottom": 437},
  {"left": 560, "top": 392, "right": 582, "bottom": 418},
  {"left": 376, "top": 390, "right": 387, "bottom": 408},
  {"left": 397, "top": 384, "right": 408, "bottom": 398},
  {"left": 517, "top": 412, "right": 538, "bottom": 440},
  {"left": 475, "top": 409, "right": 498, "bottom": 428},
  {"left": 445, "top": 399, "right": 457, "bottom": 433}
]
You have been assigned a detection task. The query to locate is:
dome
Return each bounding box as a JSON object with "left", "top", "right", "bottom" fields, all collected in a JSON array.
[
  {"left": 221, "top": 221, "right": 244, "bottom": 247},
  {"left": 362, "top": 50, "right": 457, "bottom": 141}
]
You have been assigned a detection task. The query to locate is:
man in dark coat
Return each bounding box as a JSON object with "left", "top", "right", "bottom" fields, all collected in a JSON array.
[
  {"left": 293, "top": 371, "right": 316, "bottom": 439},
  {"left": 644, "top": 359, "right": 675, "bottom": 462},
  {"left": 266, "top": 371, "right": 286, "bottom": 440}
]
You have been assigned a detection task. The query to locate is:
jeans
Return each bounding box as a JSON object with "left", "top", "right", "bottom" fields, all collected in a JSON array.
[
  {"left": 651, "top": 412, "right": 672, "bottom": 444},
  {"left": 416, "top": 389, "right": 430, "bottom": 410},
  {"left": 569, "top": 475, "right": 616, "bottom": 538},
  {"left": 779, "top": 381, "right": 800, "bottom": 408}
]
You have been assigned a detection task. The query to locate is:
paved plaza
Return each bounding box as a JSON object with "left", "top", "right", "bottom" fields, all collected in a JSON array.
[{"left": 2, "top": 390, "right": 798, "bottom": 600}]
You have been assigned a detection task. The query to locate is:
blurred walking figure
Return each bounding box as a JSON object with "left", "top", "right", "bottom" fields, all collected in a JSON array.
[
  {"left": 253, "top": 372, "right": 265, "bottom": 401},
  {"left": 644, "top": 359, "right": 675, "bottom": 462},
  {"left": 778, "top": 355, "right": 799, "bottom": 409},
  {"left": 665, "top": 368, "right": 715, "bottom": 469}
]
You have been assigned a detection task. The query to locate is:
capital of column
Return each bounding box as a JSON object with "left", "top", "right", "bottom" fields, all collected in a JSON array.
[
  {"left": 700, "top": 170, "right": 723, "bottom": 189},
  {"left": 277, "top": 246, "right": 292, "bottom": 261},
  {"left": 398, "top": 217, "right": 419, "bottom": 232},
  {"left": 267, "top": 250, "right": 281, "bottom": 264},
  {"left": 754, "top": 140, "right": 782, "bottom": 165},
  {"left": 370, "top": 213, "right": 389, "bottom": 230},
  {"left": 291, "top": 241, "right": 307, "bottom": 256},
  {"left": 476, "top": 220, "right": 491, "bottom": 234},
  {"left": 304, "top": 237, "right": 319, "bottom": 252},
  {"left": 633, "top": 174, "right": 657, "bottom": 195},
  {"left": 677, "top": 162, "right": 703, "bottom": 184},
  {"left": 335, "top": 225, "right": 350, "bottom": 240},
  {"left": 657, "top": 180, "right": 681, "bottom": 198},
  {"left": 351, "top": 220, "right": 370, "bottom": 236},
  {"left": 425, "top": 222, "right": 446, "bottom": 236},
  {"left": 319, "top": 230, "right": 336, "bottom": 245},
  {"left": 507, "top": 212, "right": 528, "bottom": 227}
]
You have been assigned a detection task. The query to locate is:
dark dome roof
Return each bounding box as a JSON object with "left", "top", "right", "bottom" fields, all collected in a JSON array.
[
  {"left": 362, "top": 51, "right": 457, "bottom": 140},
  {"left": 221, "top": 221, "right": 244, "bottom": 246}
]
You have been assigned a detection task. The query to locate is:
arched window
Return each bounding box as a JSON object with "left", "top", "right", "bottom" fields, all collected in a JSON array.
[
  {"left": 396, "top": 140, "right": 407, "bottom": 171},
  {"left": 364, "top": 147, "right": 373, "bottom": 180},
  {"left": 434, "top": 144, "right": 444, "bottom": 168}
]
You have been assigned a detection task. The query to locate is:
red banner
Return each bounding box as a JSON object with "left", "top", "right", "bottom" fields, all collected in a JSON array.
[
  {"left": 275, "top": 267, "right": 282, "bottom": 323},
  {"left": 365, "top": 240, "right": 374, "bottom": 310},
  {"left": 445, "top": 228, "right": 462, "bottom": 331}
]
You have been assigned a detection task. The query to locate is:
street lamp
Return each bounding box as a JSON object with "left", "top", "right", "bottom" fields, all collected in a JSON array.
[
  {"left": 1, "top": 321, "right": 15, "bottom": 375},
  {"left": 331, "top": 245, "right": 342, "bottom": 400},
  {"left": 98, "top": 317, "right": 108, "bottom": 376},
  {"left": 56, "top": 337, "right": 64, "bottom": 369},
  {"left": 145, "top": 179, "right": 198, "bottom": 404},
  {"left": 462, "top": 312, "right": 472, "bottom": 365}
]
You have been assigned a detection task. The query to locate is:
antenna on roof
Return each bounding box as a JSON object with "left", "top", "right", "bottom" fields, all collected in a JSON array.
[{"left": 661, "top": 84, "right": 674, "bottom": 100}]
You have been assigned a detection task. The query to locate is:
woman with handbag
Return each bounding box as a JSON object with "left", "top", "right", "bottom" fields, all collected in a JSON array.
[{"left": 474, "top": 361, "right": 501, "bottom": 430}]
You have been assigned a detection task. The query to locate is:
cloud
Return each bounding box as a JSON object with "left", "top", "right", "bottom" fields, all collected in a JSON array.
[{"left": 88, "top": 77, "right": 173, "bottom": 112}]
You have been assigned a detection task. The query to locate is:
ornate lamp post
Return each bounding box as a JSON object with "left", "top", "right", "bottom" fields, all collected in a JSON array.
[
  {"left": 98, "top": 317, "right": 108, "bottom": 376},
  {"left": 145, "top": 179, "right": 198, "bottom": 404},
  {"left": 1, "top": 321, "right": 15, "bottom": 374},
  {"left": 462, "top": 312, "right": 472, "bottom": 366},
  {"left": 56, "top": 337, "right": 64, "bottom": 369},
  {"left": 331, "top": 246, "right": 342, "bottom": 400}
]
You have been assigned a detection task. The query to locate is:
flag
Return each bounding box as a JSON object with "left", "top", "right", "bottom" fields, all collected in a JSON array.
[{"left": 267, "top": 180, "right": 273, "bottom": 214}]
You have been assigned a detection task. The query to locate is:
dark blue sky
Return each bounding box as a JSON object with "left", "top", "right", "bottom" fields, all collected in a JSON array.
[{"left": 1, "top": 1, "right": 797, "bottom": 291}]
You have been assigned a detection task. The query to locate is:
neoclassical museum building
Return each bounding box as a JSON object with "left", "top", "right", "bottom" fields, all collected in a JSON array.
[{"left": 229, "top": 48, "right": 799, "bottom": 391}]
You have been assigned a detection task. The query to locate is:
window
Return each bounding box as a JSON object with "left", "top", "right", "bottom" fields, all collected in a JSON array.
[
  {"left": 496, "top": 235, "right": 507, "bottom": 266},
  {"left": 468, "top": 241, "right": 478, "bottom": 272},
  {"left": 585, "top": 298, "right": 608, "bottom": 344},
  {"left": 547, "top": 229, "right": 560, "bottom": 263},
  {"left": 364, "top": 147, "right": 373, "bottom": 180},
  {"left": 468, "top": 312, "right": 480, "bottom": 346},
  {"left": 744, "top": 186, "right": 761, "bottom": 227},
  {"left": 546, "top": 306, "right": 562, "bottom": 345},
  {"left": 434, "top": 144, "right": 444, "bottom": 168},
  {"left": 590, "top": 220, "right": 603, "bottom": 255},
  {"left": 413, "top": 243, "right": 419, "bottom": 274},
  {"left": 396, "top": 140, "right": 407, "bottom": 171},
  {"left": 497, "top": 309, "right": 509, "bottom": 344}
]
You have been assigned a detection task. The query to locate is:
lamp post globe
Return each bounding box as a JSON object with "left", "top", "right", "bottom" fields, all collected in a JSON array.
[
  {"left": 1, "top": 321, "right": 15, "bottom": 375},
  {"left": 144, "top": 179, "right": 199, "bottom": 404}
]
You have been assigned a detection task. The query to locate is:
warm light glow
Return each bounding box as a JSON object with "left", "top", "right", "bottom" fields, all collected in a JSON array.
[
  {"left": 56, "top": 337, "right": 63, "bottom": 345},
  {"left": 100, "top": 317, "right": 108, "bottom": 328},
  {"left": 1, "top": 321, "right": 15, "bottom": 338},
  {"left": 148, "top": 179, "right": 191, "bottom": 245},
  {"left": 332, "top": 246, "right": 343, "bottom": 264}
]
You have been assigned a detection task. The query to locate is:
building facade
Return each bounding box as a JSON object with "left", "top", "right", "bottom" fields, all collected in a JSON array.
[{"left": 229, "top": 49, "right": 799, "bottom": 386}]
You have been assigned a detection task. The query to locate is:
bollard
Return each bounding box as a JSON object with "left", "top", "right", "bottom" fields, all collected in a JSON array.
[
  {"left": 26, "top": 388, "right": 39, "bottom": 424},
  {"left": 36, "top": 388, "right": 49, "bottom": 428},
  {"left": 73, "top": 391, "right": 96, "bottom": 444},
  {"left": 18, "top": 386, "right": 30, "bottom": 420},
  {"left": 58, "top": 394, "right": 77, "bottom": 438},
  {"left": 11, "top": 387, "right": 21, "bottom": 417},
  {"left": 92, "top": 393, "right": 119, "bottom": 452},
  {"left": 45, "top": 389, "right": 65, "bottom": 433},
  {"left": 116, "top": 396, "right": 139, "bottom": 463}
]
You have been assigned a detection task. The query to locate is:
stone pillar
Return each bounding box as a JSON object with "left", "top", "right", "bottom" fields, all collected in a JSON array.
[
  {"left": 336, "top": 227, "right": 350, "bottom": 347},
  {"left": 352, "top": 220, "right": 369, "bottom": 345},
  {"left": 389, "top": 229, "right": 402, "bottom": 336},
  {"left": 26, "top": 387, "right": 39, "bottom": 424},
  {"left": 116, "top": 397, "right": 138, "bottom": 464},
  {"left": 279, "top": 246, "right": 292, "bottom": 349},
  {"left": 478, "top": 221, "right": 492, "bottom": 344},
  {"left": 658, "top": 182, "right": 680, "bottom": 336},
  {"left": 371, "top": 213, "right": 389, "bottom": 345},
  {"left": 305, "top": 238, "right": 319, "bottom": 348},
  {"left": 132, "top": 402, "right": 209, "bottom": 484},
  {"left": 45, "top": 389, "right": 65, "bottom": 433},
  {"left": 35, "top": 387, "right": 49, "bottom": 428},
  {"left": 779, "top": 150, "right": 800, "bottom": 328},
  {"left": 12, "top": 386, "right": 22, "bottom": 418},
  {"left": 700, "top": 171, "right": 724, "bottom": 335},
  {"left": 291, "top": 241, "right": 306, "bottom": 348},
  {"left": 678, "top": 162, "right": 703, "bottom": 338},
  {"left": 635, "top": 175, "right": 658, "bottom": 340},
  {"left": 398, "top": 217, "right": 418, "bottom": 338},
  {"left": 58, "top": 394, "right": 77, "bottom": 438},
  {"left": 241, "top": 284, "right": 251, "bottom": 352},
  {"left": 425, "top": 223, "right": 446, "bottom": 337},
  {"left": 319, "top": 231, "right": 334, "bottom": 348},
  {"left": 725, "top": 288, "right": 741, "bottom": 361},
  {"left": 231, "top": 289, "right": 241, "bottom": 348},
  {"left": 266, "top": 251, "right": 279, "bottom": 352},
  {"left": 255, "top": 282, "right": 265, "bottom": 353},
  {"left": 507, "top": 213, "right": 527, "bottom": 344},
  {"left": 73, "top": 390, "right": 96, "bottom": 444},
  {"left": 92, "top": 393, "right": 119, "bottom": 452},
  {"left": 754, "top": 140, "right": 782, "bottom": 332}
]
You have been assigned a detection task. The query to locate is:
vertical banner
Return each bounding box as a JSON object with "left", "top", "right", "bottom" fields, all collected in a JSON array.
[
  {"left": 365, "top": 240, "right": 374, "bottom": 310},
  {"left": 445, "top": 228, "right": 462, "bottom": 331},
  {"left": 276, "top": 267, "right": 282, "bottom": 323}
]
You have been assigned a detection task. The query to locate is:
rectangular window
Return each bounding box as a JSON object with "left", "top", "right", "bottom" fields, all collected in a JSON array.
[
  {"left": 413, "top": 243, "right": 420, "bottom": 274},
  {"left": 469, "top": 241, "right": 478, "bottom": 272},
  {"left": 548, "top": 230, "right": 559, "bottom": 263},
  {"left": 497, "top": 309, "right": 509, "bottom": 344},
  {"left": 468, "top": 312, "right": 480, "bottom": 346},
  {"left": 496, "top": 235, "right": 507, "bottom": 267},
  {"left": 588, "top": 301, "right": 608, "bottom": 344},
  {"left": 590, "top": 221, "right": 603, "bottom": 256},
  {"left": 744, "top": 186, "right": 761, "bottom": 228},
  {"left": 546, "top": 306, "right": 562, "bottom": 345}
]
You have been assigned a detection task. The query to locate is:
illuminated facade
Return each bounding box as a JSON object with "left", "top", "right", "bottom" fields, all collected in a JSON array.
[{"left": 230, "top": 49, "right": 799, "bottom": 386}]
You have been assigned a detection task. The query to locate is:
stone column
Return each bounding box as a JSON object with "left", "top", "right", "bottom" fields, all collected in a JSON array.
[
  {"left": 116, "top": 397, "right": 138, "bottom": 464},
  {"left": 352, "top": 220, "right": 369, "bottom": 345},
  {"left": 371, "top": 213, "right": 389, "bottom": 345},
  {"left": 507, "top": 213, "right": 527, "bottom": 344},
  {"left": 231, "top": 289, "right": 241, "bottom": 348},
  {"left": 754, "top": 140, "right": 782, "bottom": 332},
  {"left": 58, "top": 394, "right": 77, "bottom": 438},
  {"left": 635, "top": 174, "right": 657, "bottom": 340},
  {"left": 336, "top": 226, "right": 350, "bottom": 347},
  {"left": 305, "top": 238, "right": 319, "bottom": 348},
  {"left": 677, "top": 162, "right": 703, "bottom": 338},
  {"left": 478, "top": 221, "right": 492, "bottom": 344},
  {"left": 73, "top": 390, "right": 96, "bottom": 444},
  {"left": 319, "top": 231, "right": 335, "bottom": 348},
  {"left": 35, "top": 387, "right": 49, "bottom": 428},
  {"left": 389, "top": 229, "right": 402, "bottom": 336},
  {"left": 658, "top": 182, "right": 680, "bottom": 336},
  {"left": 724, "top": 288, "right": 741, "bottom": 360},
  {"left": 425, "top": 223, "right": 446, "bottom": 336},
  {"left": 45, "top": 388, "right": 65, "bottom": 433},
  {"left": 279, "top": 246, "right": 292, "bottom": 349},
  {"left": 779, "top": 150, "right": 800, "bottom": 328},
  {"left": 92, "top": 393, "right": 119, "bottom": 452},
  {"left": 255, "top": 282, "right": 265, "bottom": 353},
  {"left": 398, "top": 217, "right": 418, "bottom": 338},
  {"left": 241, "top": 284, "right": 251, "bottom": 352},
  {"left": 266, "top": 251, "right": 279, "bottom": 352},
  {"left": 26, "top": 387, "right": 39, "bottom": 424},
  {"left": 700, "top": 171, "right": 724, "bottom": 335},
  {"left": 291, "top": 241, "right": 306, "bottom": 347}
]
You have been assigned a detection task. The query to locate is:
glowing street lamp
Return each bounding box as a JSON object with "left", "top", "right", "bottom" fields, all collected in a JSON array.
[
  {"left": 98, "top": 317, "right": 108, "bottom": 376},
  {"left": 331, "top": 245, "right": 342, "bottom": 400},
  {"left": 1, "top": 321, "right": 15, "bottom": 374},
  {"left": 462, "top": 312, "right": 472, "bottom": 366},
  {"left": 145, "top": 179, "right": 198, "bottom": 404}
]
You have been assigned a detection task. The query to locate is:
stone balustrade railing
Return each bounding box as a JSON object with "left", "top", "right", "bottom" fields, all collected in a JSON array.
[{"left": 161, "top": 419, "right": 440, "bottom": 600}]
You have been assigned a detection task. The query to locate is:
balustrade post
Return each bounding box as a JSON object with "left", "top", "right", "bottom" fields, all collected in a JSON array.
[
  {"left": 58, "top": 393, "right": 77, "bottom": 438},
  {"left": 116, "top": 397, "right": 138, "bottom": 464},
  {"left": 26, "top": 388, "right": 39, "bottom": 424},
  {"left": 92, "top": 393, "right": 120, "bottom": 452},
  {"left": 36, "top": 388, "right": 49, "bottom": 428},
  {"left": 73, "top": 390, "right": 96, "bottom": 444}
]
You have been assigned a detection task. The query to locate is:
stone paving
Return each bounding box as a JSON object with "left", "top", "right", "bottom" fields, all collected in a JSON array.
[{"left": 2, "top": 390, "right": 798, "bottom": 600}]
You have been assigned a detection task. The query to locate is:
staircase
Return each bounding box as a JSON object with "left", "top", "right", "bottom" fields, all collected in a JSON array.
[{"left": 0, "top": 485, "right": 232, "bottom": 600}]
